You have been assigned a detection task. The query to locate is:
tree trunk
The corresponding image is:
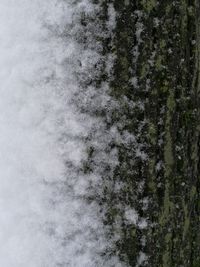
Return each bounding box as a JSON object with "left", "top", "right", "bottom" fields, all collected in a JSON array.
[{"left": 83, "top": 1, "right": 200, "bottom": 266}]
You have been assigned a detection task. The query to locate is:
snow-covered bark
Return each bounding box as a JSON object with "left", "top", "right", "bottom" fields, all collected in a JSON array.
[{"left": 102, "top": 1, "right": 200, "bottom": 266}]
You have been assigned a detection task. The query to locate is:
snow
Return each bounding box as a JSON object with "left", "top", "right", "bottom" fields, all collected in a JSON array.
[
  {"left": 136, "top": 252, "right": 148, "bottom": 267},
  {"left": 125, "top": 208, "right": 139, "bottom": 225},
  {"left": 0, "top": 1, "right": 112, "bottom": 266}
]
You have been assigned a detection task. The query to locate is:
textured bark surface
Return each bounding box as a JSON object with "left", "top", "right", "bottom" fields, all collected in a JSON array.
[{"left": 82, "top": 1, "right": 200, "bottom": 266}]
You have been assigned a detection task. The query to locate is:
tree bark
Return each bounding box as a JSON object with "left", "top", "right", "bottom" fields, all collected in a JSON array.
[{"left": 83, "top": 1, "right": 200, "bottom": 266}]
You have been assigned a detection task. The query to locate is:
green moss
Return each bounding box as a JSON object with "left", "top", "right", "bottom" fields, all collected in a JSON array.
[
  {"left": 162, "top": 232, "right": 172, "bottom": 267},
  {"left": 166, "top": 91, "right": 175, "bottom": 112},
  {"left": 163, "top": 186, "right": 170, "bottom": 217},
  {"left": 193, "top": 259, "right": 200, "bottom": 267},
  {"left": 160, "top": 40, "right": 166, "bottom": 49},
  {"left": 140, "top": 63, "right": 149, "bottom": 79},
  {"left": 148, "top": 179, "right": 157, "bottom": 193},
  {"left": 183, "top": 202, "right": 190, "bottom": 239},
  {"left": 131, "top": 227, "right": 136, "bottom": 238},
  {"left": 159, "top": 183, "right": 172, "bottom": 226},
  {"left": 191, "top": 142, "right": 198, "bottom": 161},
  {"left": 160, "top": 86, "right": 168, "bottom": 93},
  {"left": 164, "top": 131, "right": 173, "bottom": 176},
  {"left": 155, "top": 55, "right": 163, "bottom": 71},
  {"left": 187, "top": 6, "right": 195, "bottom": 17},
  {"left": 183, "top": 216, "right": 190, "bottom": 239},
  {"left": 110, "top": 208, "right": 119, "bottom": 218},
  {"left": 181, "top": 3, "right": 188, "bottom": 29},
  {"left": 149, "top": 123, "right": 157, "bottom": 145},
  {"left": 124, "top": 0, "right": 130, "bottom": 6},
  {"left": 165, "top": 4, "right": 172, "bottom": 14},
  {"left": 164, "top": 91, "right": 175, "bottom": 176},
  {"left": 190, "top": 185, "right": 196, "bottom": 199},
  {"left": 162, "top": 250, "right": 171, "bottom": 267},
  {"left": 141, "top": 0, "right": 156, "bottom": 13},
  {"left": 165, "top": 232, "right": 172, "bottom": 243}
]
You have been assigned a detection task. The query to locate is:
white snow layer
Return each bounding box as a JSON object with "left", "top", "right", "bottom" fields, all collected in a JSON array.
[{"left": 0, "top": 1, "right": 112, "bottom": 266}]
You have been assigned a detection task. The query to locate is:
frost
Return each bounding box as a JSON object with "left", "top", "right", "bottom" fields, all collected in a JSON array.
[
  {"left": 0, "top": 0, "right": 119, "bottom": 266},
  {"left": 107, "top": 3, "right": 117, "bottom": 30},
  {"left": 125, "top": 208, "right": 139, "bottom": 225},
  {"left": 135, "top": 148, "right": 148, "bottom": 161},
  {"left": 156, "top": 160, "right": 163, "bottom": 171},
  {"left": 138, "top": 218, "right": 148, "bottom": 229},
  {"left": 136, "top": 252, "right": 148, "bottom": 266},
  {"left": 130, "top": 76, "right": 139, "bottom": 88}
]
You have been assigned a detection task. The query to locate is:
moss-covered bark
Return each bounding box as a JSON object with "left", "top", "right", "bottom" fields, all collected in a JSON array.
[
  {"left": 80, "top": 0, "right": 200, "bottom": 266},
  {"left": 104, "top": 0, "right": 200, "bottom": 266}
]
